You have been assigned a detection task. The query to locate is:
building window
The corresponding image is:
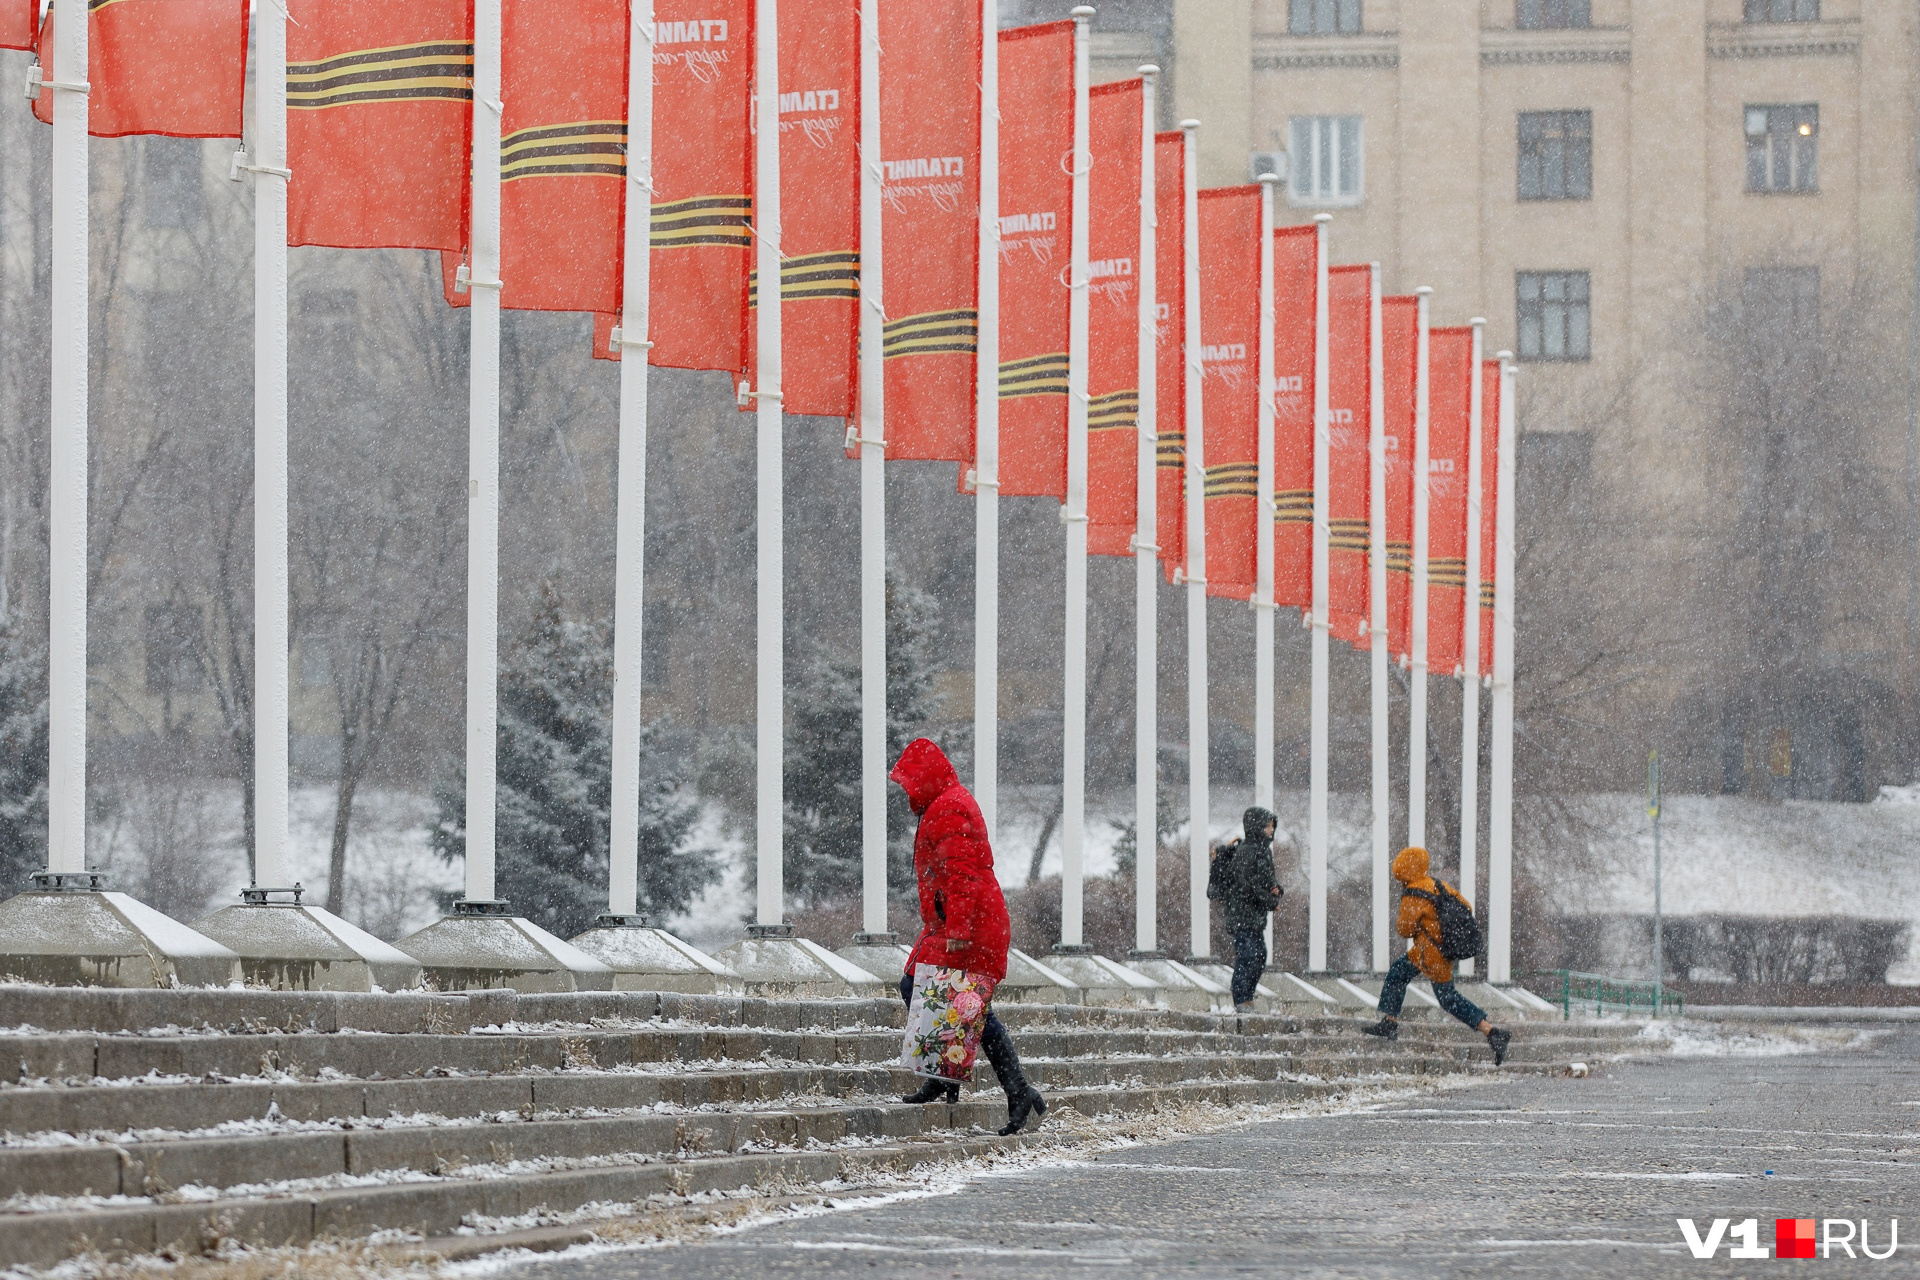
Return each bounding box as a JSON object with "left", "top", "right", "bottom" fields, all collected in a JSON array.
[
  {"left": 1517, "top": 0, "right": 1589, "bottom": 29},
  {"left": 1744, "top": 0, "right": 1816, "bottom": 21},
  {"left": 1288, "top": 0, "right": 1360, "bottom": 35},
  {"left": 1517, "top": 111, "right": 1591, "bottom": 201},
  {"left": 1745, "top": 105, "right": 1817, "bottom": 194},
  {"left": 145, "top": 603, "right": 204, "bottom": 693},
  {"left": 1287, "top": 116, "right": 1362, "bottom": 207},
  {"left": 1516, "top": 271, "right": 1589, "bottom": 361}
]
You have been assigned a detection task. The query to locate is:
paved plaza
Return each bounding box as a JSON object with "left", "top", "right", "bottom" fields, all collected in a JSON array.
[{"left": 516, "top": 1024, "right": 1920, "bottom": 1278}]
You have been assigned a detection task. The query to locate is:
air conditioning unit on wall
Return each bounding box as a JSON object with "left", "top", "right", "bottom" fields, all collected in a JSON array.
[{"left": 1249, "top": 151, "right": 1289, "bottom": 182}]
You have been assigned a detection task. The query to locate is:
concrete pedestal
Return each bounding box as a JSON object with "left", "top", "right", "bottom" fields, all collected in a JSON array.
[
  {"left": 993, "top": 948, "right": 1081, "bottom": 1004},
  {"left": 1256, "top": 970, "right": 1343, "bottom": 1014},
  {"left": 713, "top": 927, "right": 886, "bottom": 997},
  {"left": 1123, "top": 954, "right": 1231, "bottom": 1012},
  {"left": 396, "top": 903, "right": 614, "bottom": 993},
  {"left": 193, "top": 895, "right": 423, "bottom": 992},
  {"left": 1042, "top": 947, "right": 1161, "bottom": 1007},
  {"left": 568, "top": 916, "right": 743, "bottom": 994},
  {"left": 835, "top": 933, "right": 910, "bottom": 995},
  {"left": 0, "top": 881, "right": 240, "bottom": 988}
]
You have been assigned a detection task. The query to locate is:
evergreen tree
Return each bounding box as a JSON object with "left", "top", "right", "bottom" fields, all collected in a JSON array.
[
  {"left": 433, "top": 586, "right": 715, "bottom": 936},
  {"left": 783, "top": 568, "right": 952, "bottom": 908},
  {"left": 0, "top": 624, "right": 47, "bottom": 895}
]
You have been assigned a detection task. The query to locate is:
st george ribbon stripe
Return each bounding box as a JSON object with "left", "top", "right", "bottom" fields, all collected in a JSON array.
[
  {"left": 1275, "top": 487, "right": 1312, "bottom": 524},
  {"left": 748, "top": 252, "right": 862, "bottom": 305},
  {"left": 884, "top": 309, "right": 979, "bottom": 357},
  {"left": 999, "top": 352, "right": 1070, "bottom": 398},
  {"left": 1205, "top": 462, "right": 1260, "bottom": 499},
  {"left": 1330, "top": 517, "right": 1370, "bottom": 552},
  {"left": 1156, "top": 432, "right": 1183, "bottom": 467},
  {"left": 1088, "top": 389, "right": 1139, "bottom": 429},
  {"left": 1428, "top": 556, "right": 1468, "bottom": 588},
  {"left": 652, "top": 195, "right": 753, "bottom": 248},
  {"left": 502, "top": 121, "right": 627, "bottom": 181},
  {"left": 287, "top": 43, "right": 475, "bottom": 110}
]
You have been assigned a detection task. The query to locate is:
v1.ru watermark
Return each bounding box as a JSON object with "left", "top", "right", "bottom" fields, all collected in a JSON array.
[{"left": 1677, "top": 1219, "right": 1899, "bottom": 1259}]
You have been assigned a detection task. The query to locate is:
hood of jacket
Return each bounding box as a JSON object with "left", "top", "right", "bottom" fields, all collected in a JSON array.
[
  {"left": 1392, "top": 846, "right": 1430, "bottom": 884},
  {"left": 890, "top": 738, "right": 959, "bottom": 816},
  {"left": 1243, "top": 806, "right": 1278, "bottom": 843}
]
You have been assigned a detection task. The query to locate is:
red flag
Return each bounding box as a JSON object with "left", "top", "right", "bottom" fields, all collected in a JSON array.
[
  {"left": 1425, "top": 326, "right": 1474, "bottom": 677},
  {"left": 1196, "top": 186, "right": 1260, "bottom": 601},
  {"left": 33, "top": 0, "right": 246, "bottom": 138},
  {"left": 876, "top": 0, "right": 981, "bottom": 460},
  {"left": 1154, "top": 131, "right": 1184, "bottom": 581},
  {"left": 449, "top": 0, "right": 628, "bottom": 315},
  {"left": 1477, "top": 358, "right": 1501, "bottom": 677},
  {"left": 288, "top": 0, "right": 473, "bottom": 251},
  {"left": 1380, "top": 295, "right": 1417, "bottom": 661},
  {"left": 992, "top": 22, "right": 1072, "bottom": 492},
  {"left": 1, "top": 0, "right": 36, "bottom": 51},
  {"left": 1270, "top": 224, "right": 1317, "bottom": 609},
  {"left": 744, "top": 0, "right": 859, "bottom": 416},
  {"left": 1326, "top": 264, "right": 1370, "bottom": 643},
  {"left": 1085, "top": 78, "right": 1143, "bottom": 556},
  {"left": 649, "top": 0, "right": 754, "bottom": 371}
]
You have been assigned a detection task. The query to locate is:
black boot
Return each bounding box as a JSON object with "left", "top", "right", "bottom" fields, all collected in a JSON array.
[
  {"left": 1361, "top": 1016, "right": 1399, "bottom": 1041},
  {"left": 1487, "top": 1027, "right": 1511, "bottom": 1067},
  {"left": 902, "top": 1078, "right": 960, "bottom": 1105},
  {"left": 981, "top": 1016, "right": 1046, "bottom": 1135}
]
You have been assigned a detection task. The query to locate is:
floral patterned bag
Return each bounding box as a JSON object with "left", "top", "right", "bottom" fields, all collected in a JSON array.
[{"left": 902, "top": 963, "right": 999, "bottom": 1082}]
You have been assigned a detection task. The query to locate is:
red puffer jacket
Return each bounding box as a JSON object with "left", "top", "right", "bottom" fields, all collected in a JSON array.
[{"left": 890, "top": 738, "right": 1011, "bottom": 983}]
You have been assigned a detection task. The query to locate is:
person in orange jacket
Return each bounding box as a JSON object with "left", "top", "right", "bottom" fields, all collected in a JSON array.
[{"left": 1362, "top": 846, "right": 1512, "bottom": 1065}]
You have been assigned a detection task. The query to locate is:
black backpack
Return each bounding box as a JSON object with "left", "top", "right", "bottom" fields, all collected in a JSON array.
[
  {"left": 1205, "top": 840, "right": 1238, "bottom": 901},
  {"left": 1405, "top": 881, "right": 1483, "bottom": 961}
]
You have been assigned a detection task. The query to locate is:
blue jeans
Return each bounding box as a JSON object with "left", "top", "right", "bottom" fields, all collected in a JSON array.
[
  {"left": 1378, "top": 955, "right": 1487, "bottom": 1029},
  {"left": 1230, "top": 928, "right": 1268, "bottom": 1006}
]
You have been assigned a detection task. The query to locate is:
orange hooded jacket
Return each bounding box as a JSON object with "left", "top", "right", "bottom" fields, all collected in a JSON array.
[{"left": 1393, "top": 846, "right": 1454, "bottom": 984}]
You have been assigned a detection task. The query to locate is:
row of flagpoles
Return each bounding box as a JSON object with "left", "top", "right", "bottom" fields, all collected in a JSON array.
[{"left": 10, "top": 0, "right": 1518, "bottom": 979}]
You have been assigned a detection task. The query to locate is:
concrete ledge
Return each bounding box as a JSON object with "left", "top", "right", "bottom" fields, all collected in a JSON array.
[
  {"left": 1040, "top": 952, "right": 1162, "bottom": 1006},
  {"left": 397, "top": 914, "right": 615, "bottom": 993},
  {"left": 712, "top": 936, "right": 887, "bottom": 998},
  {"left": 567, "top": 922, "right": 743, "bottom": 995},
  {"left": 1124, "top": 957, "right": 1231, "bottom": 1012},
  {"left": 0, "top": 984, "right": 475, "bottom": 1034},
  {"left": 191, "top": 902, "right": 424, "bottom": 992},
  {"left": 994, "top": 949, "right": 1082, "bottom": 1005},
  {"left": 0, "top": 891, "right": 240, "bottom": 989}
]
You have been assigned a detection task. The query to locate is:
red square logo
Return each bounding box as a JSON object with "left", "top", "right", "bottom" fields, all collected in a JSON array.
[{"left": 1777, "top": 1218, "right": 1816, "bottom": 1259}]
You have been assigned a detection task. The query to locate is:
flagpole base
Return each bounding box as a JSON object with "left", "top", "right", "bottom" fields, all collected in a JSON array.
[
  {"left": 713, "top": 933, "right": 888, "bottom": 998},
  {"left": 569, "top": 920, "right": 743, "bottom": 995},
  {"left": 0, "top": 886, "right": 240, "bottom": 988},
  {"left": 395, "top": 910, "right": 614, "bottom": 993},
  {"left": 193, "top": 898, "right": 424, "bottom": 992}
]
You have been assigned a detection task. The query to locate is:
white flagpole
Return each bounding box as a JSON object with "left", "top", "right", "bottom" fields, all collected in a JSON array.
[
  {"left": 252, "top": 0, "right": 290, "bottom": 893},
  {"left": 463, "top": 0, "right": 503, "bottom": 907},
  {"left": 1458, "top": 317, "right": 1485, "bottom": 973},
  {"left": 1132, "top": 67, "right": 1158, "bottom": 955},
  {"left": 753, "top": 0, "right": 785, "bottom": 930},
  {"left": 44, "top": 0, "right": 87, "bottom": 884},
  {"left": 1180, "top": 119, "right": 1208, "bottom": 961},
  {"left": 970, "top": 0, "right": 999, "bottom": 864},
  {"left": 608, "top": 0, "right": 657, "bottom": 922},
  {"left": 1488, "top": 354, "right": 1517, "bottom": 984},
  {"left": 1409, "top": 286, "right": 1432, "bottom": 852},
  {"left": 1059, "top": 5, "right": 1093, "bottom": 949},
  {"left": 1252, "top": 177, "right": 1276, "bottom": 814},
  {"left": 1307, "top": 212, "right": 1330, "bottom": 972},
  {"left": 856, "top": 0, "right": 886, "bottom": 936},
  {"left": 1366, "top": 264, "right": 1388, "bottom": 971}
]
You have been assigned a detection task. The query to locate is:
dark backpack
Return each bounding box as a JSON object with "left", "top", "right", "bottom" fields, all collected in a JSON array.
[
  {"left": 1405, "top": 881, "right": 1483, "bottom": 961},
  {"left": 1205, "top": 840, "right": 1237, "bottom": 901}
]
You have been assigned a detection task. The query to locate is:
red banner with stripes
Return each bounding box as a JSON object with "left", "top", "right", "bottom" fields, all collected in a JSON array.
[
  {"left": 1425, "top": 326, "right": 1474, "bottom": 677},
  {"left": 993, "top": 22, "right": 1072, "bottom": 492},
  {"left": 876, "top": 0, "right": 981, "bottom": 460},
  {"left": 1196, "top": 186, "right": 1260, "bottom": 601},
  {"left": 33, "top": 0, "right": 247, "bottom": 138},
  {"left": 1326, "top": 263, "right": 1370, "bottom": 644},
  {"left": 1270, "top": 224, "right": 1317, "bottom": 610},
  {"left": 1086, "top": 78, "right": 1143, "bottom": 556},
  {"left": 1154, "top": 132, "right": 1186, "bottom": 582},
  {"left": 288, "top": 0, "right": 472, "bottom": 251},
  {"left": 1380, "top": 295, "right": 1417, "bottom": 661},
  {"left": 744, "top": 0, "right": 859, "bottom": 416}
]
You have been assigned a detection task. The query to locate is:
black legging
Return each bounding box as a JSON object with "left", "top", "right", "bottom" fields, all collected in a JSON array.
[{"left": 899, "top": 972, "right": 1022, "bottom": 1094}]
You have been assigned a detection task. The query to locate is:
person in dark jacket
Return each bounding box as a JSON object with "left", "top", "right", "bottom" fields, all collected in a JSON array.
[
  {"left": 889, "top": 738, "right": 1046, "bottom": 1136},
  {"left": 1217, "top": 805, "right": 1282, "bottom": 1011}
]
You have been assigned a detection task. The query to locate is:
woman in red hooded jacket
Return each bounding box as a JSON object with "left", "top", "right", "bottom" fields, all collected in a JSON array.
[{"left": 889, "top": 738, "right": 1046, "bottom": 1135}]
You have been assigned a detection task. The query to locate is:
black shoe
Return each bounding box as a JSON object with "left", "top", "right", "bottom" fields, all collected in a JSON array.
[
  {"left": 999, "top": 1084, "right": 1047, "bottom": 1136},
  {"left": 1487, "top": 1027, "right": 1511, "bottom": 1067},
  {"left": 903, "top": 1078, "right": 960, "bottom": 1105},
  {"left": 1360, "top": 1017, "right": 1399, "bottom": 1041}
]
